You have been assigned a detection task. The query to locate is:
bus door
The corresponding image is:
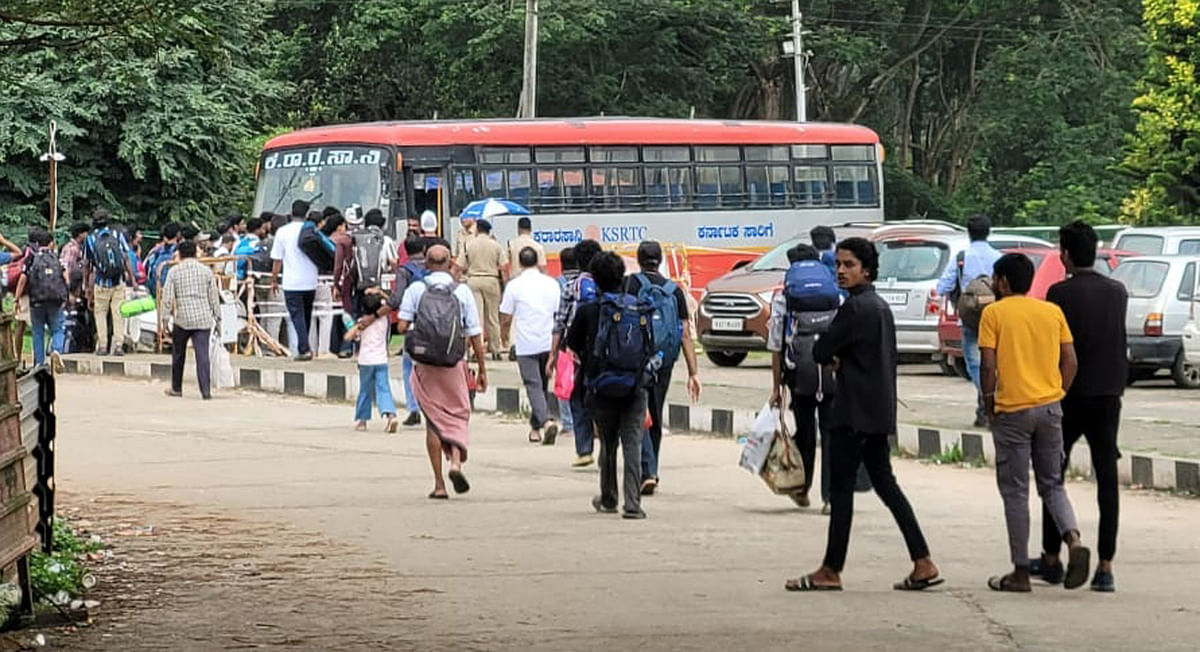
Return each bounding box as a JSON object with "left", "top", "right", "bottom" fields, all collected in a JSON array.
[{"left": 401, "top": 166, "right": 450, "bottom": 240}]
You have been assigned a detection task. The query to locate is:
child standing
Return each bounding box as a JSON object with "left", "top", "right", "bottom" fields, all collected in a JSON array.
[{"left": 346, "top": 294, "right": 398, "bottom": 432}]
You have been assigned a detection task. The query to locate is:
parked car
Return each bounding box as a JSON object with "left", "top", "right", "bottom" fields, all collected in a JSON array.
[
  {"left": 936, "top": 248, "right": 1134, "bottom": 378},
  {"left": 1112, "top": 255, "right": 1200, "bottom": 388},
  {"left": 873, "top": 233, "right": 1054, "bottom": 360},
  {"left": 1184, "top": 303, "right": 1200, "bottom": 368},
  {"left": 695, "top": 220, "right": 963, "bottom": 367},
  {"left": 1112, "top": 227, "right": 1200, "bottom": 256}
]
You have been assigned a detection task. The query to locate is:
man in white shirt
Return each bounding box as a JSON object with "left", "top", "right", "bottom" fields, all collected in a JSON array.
[
  {"left": 269, "top": 199, "right": 320, "bottom": 361},
  {"left": 500, "top": 245, "right": 562, "bottom": 444}
]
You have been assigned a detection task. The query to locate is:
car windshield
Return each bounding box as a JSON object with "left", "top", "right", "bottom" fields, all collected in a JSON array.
[
  {"left": 1113, "top": 260, "right": 1169, "bottom": 298},
  {"left": 1115, "top": 234, "right": 1165, "bottom": 256},
  {"left": 252, "top": 146, "right": 389, "bottom": 217},
  {"left": 877, "top": 241, "right": 949, "bottom": 282},
  {"left": 750, "top": 238, "right": 803, "bottom": 271}
]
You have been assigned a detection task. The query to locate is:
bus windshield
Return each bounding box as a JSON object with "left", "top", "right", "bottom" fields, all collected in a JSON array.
[{"left": 252, "top": 146, "right": 389, "bottom": 217}]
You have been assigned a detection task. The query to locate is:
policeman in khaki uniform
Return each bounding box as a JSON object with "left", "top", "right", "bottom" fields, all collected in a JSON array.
[
  {"left": 462, "top": 219, "right": 509, "bottom": 358},
  {"left": 506, "top": 216, "right": 547, "bottom": 272},
  {"left": 453, "top": 217, "right": 477, "bottom": 273}
]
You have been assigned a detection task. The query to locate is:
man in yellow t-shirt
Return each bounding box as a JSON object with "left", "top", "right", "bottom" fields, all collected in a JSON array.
[{"left": 978, "top": 253, "right": 1089, "bottom": 594}]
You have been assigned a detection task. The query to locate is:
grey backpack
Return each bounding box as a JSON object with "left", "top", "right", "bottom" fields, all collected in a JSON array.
[
  {"left": 352, "top": 226, "right": 387, "bottom": 291},
  {"left": 405, "top": 281, "right": 467, "bottom": 367}
]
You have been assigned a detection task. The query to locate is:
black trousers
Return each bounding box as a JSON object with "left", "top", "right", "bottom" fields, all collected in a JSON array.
[
  {"left": 1042, "top": 395, "right": 1121, "bottom": 562},
  {"left": 284, "top": 290, "right": 316, "bottom": 355},
  {"left": 790, "top": 393, "right": 833, "bottom": 502},
  {"left": 823, "top": 430, "right": 930, "bottom": 572},
  {"left": 641, "top": 364, "right": 674, "bottom": 478},
  {"left": 171, "top": 326, "right": 211, "bottom": 398},
  {"left": 591, "top": 390, "right": 647, "bottom": 515}
]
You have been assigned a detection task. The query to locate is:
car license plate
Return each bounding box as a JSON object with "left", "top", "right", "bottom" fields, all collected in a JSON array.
[
  {"left": 711, "top": 318, "right": 744, "bottom": 332},
  {"left": 879, "top": 291, "right": 908, "bottom": 306}
]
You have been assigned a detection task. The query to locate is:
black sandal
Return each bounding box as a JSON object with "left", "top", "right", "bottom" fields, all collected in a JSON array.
[
  {"left": 785, "top": 575, "right": 842, "bottom": 592},
  {"left": 428, "top": 491, "right": 449, "bottom": 500},
  {"left": 448, "top": 469, "right": 470, "bottom": 494},
  {"left": 894, "top": 574, "right": 944, "bottom": 591},
  {"left": 987, "top": 574, "right": 1031, "bottom": 593}
]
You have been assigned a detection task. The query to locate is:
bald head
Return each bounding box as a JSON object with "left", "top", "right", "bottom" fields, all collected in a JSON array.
[{"left": 426, "top": 244, "right": 451, "bottom": 271}]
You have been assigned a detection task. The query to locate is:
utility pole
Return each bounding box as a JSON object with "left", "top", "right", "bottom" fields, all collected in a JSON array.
[
  {"left": 39, "top": 120, "right": 65, "bottom": 235},
  {"left": 517, "top": 0, "right": 539, "bottom": 118},
  {"left": 791, "top": 0, "right": 806, "bottom": 122}
]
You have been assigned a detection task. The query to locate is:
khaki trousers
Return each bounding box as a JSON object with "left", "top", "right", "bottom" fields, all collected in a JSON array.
[
  {"left": 93, "top": 283, "right": 125, "bottom": 352},
  {"left": 467, "top": 276, "right": 503, "bottom": 354}
]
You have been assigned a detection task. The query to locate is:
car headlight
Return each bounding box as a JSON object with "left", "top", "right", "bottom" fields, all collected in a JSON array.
[{"left": 756, "top": 290, "right": 776, "bottom": 305}]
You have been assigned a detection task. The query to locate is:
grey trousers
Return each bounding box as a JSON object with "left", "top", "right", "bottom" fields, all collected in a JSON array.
[
  {"left": 992, "top": 402, "right": 1079, "bottom": 566},
  {"left": 591, "top": 390, "right": 647, "bottom": 515},
  {"left": 516, "top": 352, "right": 552, "bottom": 429}
]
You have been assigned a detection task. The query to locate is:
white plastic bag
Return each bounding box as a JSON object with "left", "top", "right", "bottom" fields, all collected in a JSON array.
[
  {"left": 210, "top": 328, "right": 235, "bottom": 389},
  {"left": 739, "top": 402, "right": 778, "bottom": 475}
]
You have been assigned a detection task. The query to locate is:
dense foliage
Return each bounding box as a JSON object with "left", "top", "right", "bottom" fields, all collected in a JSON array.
[{"left": 0, "top": 0, "right": 1190, "bottom": 230}]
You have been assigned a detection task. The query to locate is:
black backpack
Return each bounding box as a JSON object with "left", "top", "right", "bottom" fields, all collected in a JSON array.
[
  {"left": 405, "top": 281, "right": 467, "bottom": 367},
  {"left": 298, "top": 222, "right": 335, "bottom": 273},
  {"left": 352, "top": 226, "right": 387, "bottom": 290},
  {"left": 28, "top": 249, "right": 69, "bottom": 306},
  {"left": 92, "top": 230, "right": 126, "bottom": 281},
  {"left": 785, "top": 309, "right": 838, "bottom": 399}
]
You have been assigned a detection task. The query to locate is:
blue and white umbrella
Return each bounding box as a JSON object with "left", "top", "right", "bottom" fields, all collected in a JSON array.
[{"left": 459, "top": 198, "right": 531, "bottom": 220}]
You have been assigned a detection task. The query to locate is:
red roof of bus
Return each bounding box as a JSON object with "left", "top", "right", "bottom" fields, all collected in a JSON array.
[{"left": 263, "top": 118, "right": 879, "bottom": 150}]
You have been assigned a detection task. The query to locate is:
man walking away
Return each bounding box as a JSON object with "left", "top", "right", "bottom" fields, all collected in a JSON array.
[
  {"left": 507, "top": 216, "right": 547, "bottom": 272},
  {"left": 16, "top": 228, "right": 69, "bottom": 371},
  {"left": 938, "top": 215, "right": 1002, "bottom": 427},
  {"left": 980, "top": 253, "right": 1090, "bottom": 593},
  {"left": 1032, "top": 221, "right": 1126, "bottom": 592},
  {"left": 84, "top": 208, "right": 135, "bottom": 356},
  {"left": 462, "top": 219, "right": 508, "bottom": 359},
  {"left": 270, "top": 200, "right": 319, "bottom": 361},
  {"left": 396, "top": 244, "right": 488, "bottom": 499},
  {"left": 500, "top": 247, "right": 561, "bottom": 444},
  {"left": 554, "top": 246, "right": 579, "bottom": 439},
  {"left": 629, "top": 241, "right": 701, "bottom": 495},
  {"left": 548, "top": 239, "right": 602, "bottom": 468},
  {"left": 60, "top": 222, "right": 90, "bottom": 303},
  {"left": 160, "top": 240, "right": 221, "bottom": 400},
  {"left": 789, "top": 237, "right": 941, "bottom": 592},
  {"left": 567, "top": 252, "right": 650, "bottom": 519}
]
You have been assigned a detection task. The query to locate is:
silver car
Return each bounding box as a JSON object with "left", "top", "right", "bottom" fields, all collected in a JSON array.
[
  {"left": 874, "top": 233, "right": 1054, "bottom": 358},
  {"left": 1112, "top": 255, "right": 1200, "bottom": 388}
]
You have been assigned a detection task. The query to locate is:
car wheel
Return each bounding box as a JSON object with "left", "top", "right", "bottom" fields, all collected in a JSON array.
[
  {"left": 1172, "top": 353, "right": 1200, "bottom": 389},
  {"left": 706, "top": 350, "right": 748, "bottom": 367}
]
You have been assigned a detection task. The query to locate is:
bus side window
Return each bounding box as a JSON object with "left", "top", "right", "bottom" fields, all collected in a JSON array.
[
  {"left": 483, "top": 169, "right": 504, "bottom": 198},
  {"left": 794, "top": 166, "right": 829, "bottom": 206},
  {"left": 452, "top": 169, "right": 478, "bottom": 214}
]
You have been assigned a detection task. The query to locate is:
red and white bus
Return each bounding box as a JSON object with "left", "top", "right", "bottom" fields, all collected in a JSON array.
[{"left": 253, "top": 118, "right": 884, "bottom": 288}]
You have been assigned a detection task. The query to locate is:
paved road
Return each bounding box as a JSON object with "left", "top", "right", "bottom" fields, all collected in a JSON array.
[{"left": 50, "top": 375, "right": 1200, "bottom": 651}]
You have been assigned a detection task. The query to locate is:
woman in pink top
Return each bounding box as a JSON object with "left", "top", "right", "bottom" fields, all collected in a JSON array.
[{"left": 345, "top": 293, "right": 397, "bottom": 432}]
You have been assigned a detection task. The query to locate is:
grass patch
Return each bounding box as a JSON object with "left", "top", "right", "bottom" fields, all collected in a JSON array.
[
  {"left": 930, "top": 442, "right": 965, "bottom": 465},
  {"left": 29, "top": 518, "right": 102, "bottom": 605}
]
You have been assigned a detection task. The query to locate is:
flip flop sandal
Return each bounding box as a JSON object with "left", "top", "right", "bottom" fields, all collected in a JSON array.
[
  {"left": 428, "top": 492, "right": 449, "bottom": 500},
  {"left": 784, "top": 575, "right": 842, "bottom": 592},
  {"left": 894, "top": 574, "right": 945, "bottom": 591},
  {"left": 528, "top": 430, "right": 542, "bottom": 443},
  {"left": 1063, "top": 545, "right": 1091, "bottom": 590},
  {"left": 448, "top": 469, "right": 471, "bottom": 494},
  {"left": 987, "top": 575, "right": 1031, "bottom": 593}
]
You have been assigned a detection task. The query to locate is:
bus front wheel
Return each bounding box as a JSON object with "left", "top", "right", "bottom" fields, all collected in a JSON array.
[{"left": 706, "top": 351, "right": 748, "bottom": 368}]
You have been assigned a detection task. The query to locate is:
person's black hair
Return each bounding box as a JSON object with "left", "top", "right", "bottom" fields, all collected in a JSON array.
[
  {"left": 1058, "top": 220, "right": 1098, "bottom": 268},
  {"left": 636, "top": 240, "right": 663, "bottom": 269},
  {"left": 431, "top": 237, "right": 452, "bottom": 250},
  {"left": 70, "top": 222, "right": 90, "bottom": 237},
  {"left": 590, "top": 251, "right": 626, "bottom": 293},
  {"left": 810, "top": 225, "right": 836, "bottom": 251},
  {"left": 788, "top": 243, "right": 819, "bottom": 263},
  {"left": 92, "top": 208, "right": 110, "bottom": 229},
  {"left": 306, "top": 210, "right": 323, "bottom": 223},
  {"left": 178, "top": 240, "right": 198, "bottom": 258},
  {"left": 575, "top": 239, "right": 602, "bottom": 270},
  {"left": 560, "top": 246, "right": 578, "bottom": 271},
  {"left": 245, "top": 217, "right": 264, "bottom": 234},
  {"left": 404, "top": 236, "right": 427, "bottom": 257},
  {"left": 226, "top": 212, "right": 244, "bottom": 227},
  {"left": 364, "top": 208, "right": 385, "bottom": 228},
  {"left": 322, "top": 206, "right": 341, "bottom": 220},
  {"left": 162, "top": 223, "right": 181, "bottom": 240},
  {"left": 29, "top": 227, "right": 52, "bottom": 247},
  {"left": 517, "top": 216, "right": 532, "bottom": 231},
  {"left": 476, "top": 219, "right": 493, "bottom": 234},
  {"left": 221, "top": 233, "right": 236, "bottom": 245},
  {"left": 321, "top": 214, "right": 345, "bottom": 236},
  {"left": 216, "top": 219, "right": 229, "bottom": 235},
  {"left": 258, "top": 211, "right": 275, "bottom": 223},
  {"left": 291, "top": 200, "right": 309, "bottom": 219},
  {"left": 993, "top": 252, "right": 1035, "bottom": 294},
  {"left": 966, "top": 214, "right": 991, "bottom": 242},
  {"left": 270, "top": 213, "right": 290, "bottom": 233},
  {"left": 518, "top": 246, "right": 539, "bottom": 269},
  {"left": 361, "top": 293, "right": 383, "bottom": 314},
  {"left": 836, "top": 237, "right": 879, "bottom": 281},
  {"left": 180, "top": 225, "right": 199, "bottom": 241}
]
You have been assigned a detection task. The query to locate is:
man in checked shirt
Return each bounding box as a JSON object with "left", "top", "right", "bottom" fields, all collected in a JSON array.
[{"left": 160, "top": 240, "right": 221, "bottom": 400}]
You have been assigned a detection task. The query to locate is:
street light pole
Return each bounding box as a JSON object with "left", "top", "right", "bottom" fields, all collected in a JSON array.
[
  {"left": 39, "top": 120, "right": 65, "bottom": 235},
  {"left": 518, "top": 0, "right": 539, "bottom": 118},
  {"left": 792, "top": 0, "right": 806, "bottom": 122}
]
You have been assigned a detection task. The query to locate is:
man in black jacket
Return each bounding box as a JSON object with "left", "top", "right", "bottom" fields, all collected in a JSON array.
[{"left": 785, "top": 237, "right": 941, "bottom": 592}]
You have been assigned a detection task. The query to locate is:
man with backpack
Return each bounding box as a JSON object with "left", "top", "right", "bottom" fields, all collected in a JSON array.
[
  {"left": 567, "top": 251, "right": 654, "bottom": 519},
  {"left": 396, "top": 244, "right": 488, "bottom": 499},
  {"left": 628, "top": 241, "right": 701, "bottom": 496},
  {"left": 768, "top": 244, "right": 841, "bottom": 513},
  {"left": 500, "top": 246, "right": 562, "bottom": 444},
  {"left": 15, "top": 228, "right": 69, "bottom": 370},
  {"left": 144, "top": 223, "right": 181, "bottom": 299},
  {"left": 548, "top": 239, "right": 602, "bottom": 467},
  {"left": 270, "top": 200, "right": 320, "bottom": 361},
  {"left": 84, "top": 208, "right": 135, "bottom": 356},
  {"left": 937, "top": 214, "right": 1001, "bottom": 427},
  {"left": 60, "top": 222, "right": 90, "bottom": 303},
  {"left": 810, "top": 225, "right": 838, "bottom": 271}
]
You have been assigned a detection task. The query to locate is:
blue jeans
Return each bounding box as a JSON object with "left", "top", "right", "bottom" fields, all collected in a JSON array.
[
  {"left": 283, "top": 290, "right": 315, "bottom": 355},
  {"left": 962, "top": 326, "right": 981, "bottom": 387},
  {"left": 570, "top": 383, "right": 593, "bottom": 456},
  {"left": 559, "top": 397, "right": 575, "bottom": 433},
  {"left": 356, "top": 364, "right": 396, "bottom": 421},
  {"left": 401, "top": 352, "right": 419, "bottom": 413},
  {"left": 30, "top": 304, "right": 65, "bottom": 366}
]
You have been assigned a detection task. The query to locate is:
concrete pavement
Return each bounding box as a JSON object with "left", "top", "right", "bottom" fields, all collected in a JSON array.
[{"left": 51, "top": 374, "right": 1200, "bottom": 651}]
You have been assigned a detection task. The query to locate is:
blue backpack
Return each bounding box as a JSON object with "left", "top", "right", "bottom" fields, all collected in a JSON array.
[
  {"left": 632, "top": 273, "right": 683, "bottom": 369},
  {"left": 586, "top": 291, "right": 655, "bottom": 398},
  {"left": 145, "top": 244, "right": 175, "bottom": 297},
  {"left": 784, "top": 260, "right": 840, "bottom": 312}
]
